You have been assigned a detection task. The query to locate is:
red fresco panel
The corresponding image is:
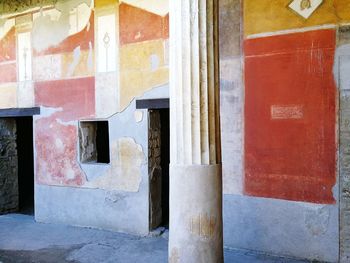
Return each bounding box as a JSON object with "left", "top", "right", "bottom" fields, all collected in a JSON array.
[
  {"left": 36, "top": 115, "right": 86, "bottom": 186},
  {"left": 0, "top": 62, "right": 16, "bottom": 84},
  {"left": 244, "top": 29, "right": 336, "bottom": 204},
  {"left": 0, "top": 27, "right": 17, "bottom": 83},
  {"left": 35, "top": 77, "right": 95, "bottom": 122},
  {"left": 119, "top": 3, "right": 169, "bottom": 46}
]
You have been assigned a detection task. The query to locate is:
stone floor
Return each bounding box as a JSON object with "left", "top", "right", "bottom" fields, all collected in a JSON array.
[{"left": 0, "top": 214, "right": 310, "bottom": 263}]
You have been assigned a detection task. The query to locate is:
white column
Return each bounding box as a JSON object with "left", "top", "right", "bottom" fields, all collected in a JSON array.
[{"left": 169, "top": 0, "right": 223, "bottom": 262}]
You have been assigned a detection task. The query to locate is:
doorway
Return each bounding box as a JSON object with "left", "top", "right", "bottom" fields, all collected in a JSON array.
[
  {"left": 0, "top": 117, "right": 34, "bottom": 215},
  {"left": 149, "top": 109, "right": 170, "bottom": 230},
  {"left": 16, "top": 117, "right": 34, "bottom": 215}
]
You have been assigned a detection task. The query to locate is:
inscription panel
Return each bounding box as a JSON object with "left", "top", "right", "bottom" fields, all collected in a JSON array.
[{"left": 271, "top": 105, "right": 304, "bottom": 120}]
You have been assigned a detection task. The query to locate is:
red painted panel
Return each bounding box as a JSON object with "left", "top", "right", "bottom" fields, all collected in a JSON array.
[
  {"left": 34, "top": 12, "right": 94, "bottom": 56},
  {"left": 0, "top": 27, "right": 16, "bottom": 62},
  {"left": 0, "top": 27, "right": 17, "bottom": 84},
  {"left": 0, "top": 62, "right": 16, "bottom": 84},
  {"left": 35, "top": 77, "right": 95, "bottom": 121},
  {"left": 244, "top": 29, "right": 337, "bottom": 204},
  {"left": 119, "top": 4, "right": 169, "bottom": 45},
  {"left": 36, "top": 115, "right": 86, "bottom": 186}
]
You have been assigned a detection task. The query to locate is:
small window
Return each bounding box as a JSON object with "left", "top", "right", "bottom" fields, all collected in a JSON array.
[{"left": 79, "top": 121, "right": 110, "bottom": 164}]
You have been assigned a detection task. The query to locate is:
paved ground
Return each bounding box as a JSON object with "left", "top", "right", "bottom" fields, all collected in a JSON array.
[{"left": 0, "top": 214, "right": 310, "bottom": 263}]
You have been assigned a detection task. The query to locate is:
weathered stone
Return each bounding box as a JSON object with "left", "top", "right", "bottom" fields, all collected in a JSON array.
[
  {"left": 0, "top": 118, "right": 18, "bottom": 214},
  {"left": 219, "top": 0, "right": 241, "bottom": 58},
  {"left": 79, "top": 122, "right": 97, "bottom": 163},
  {"left": 340, "top": 89, "right": 350, "bottom": 262}
]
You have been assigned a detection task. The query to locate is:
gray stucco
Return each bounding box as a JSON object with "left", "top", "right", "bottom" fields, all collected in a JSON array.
[{"left": 223, "top": 194, "right": 339, "bottom": 262}]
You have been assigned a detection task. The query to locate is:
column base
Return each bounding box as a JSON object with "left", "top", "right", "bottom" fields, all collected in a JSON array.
[{"left": 168, "top": 164, "right": 223, "bottom": 263}]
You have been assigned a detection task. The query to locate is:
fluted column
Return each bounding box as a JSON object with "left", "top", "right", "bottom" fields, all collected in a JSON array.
[{"left": 169, "top": 0, "right": 223, "bottom": 262}]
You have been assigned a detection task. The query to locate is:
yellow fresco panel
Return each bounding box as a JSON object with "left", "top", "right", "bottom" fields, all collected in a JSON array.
[
  {"left": 120, "top": 40, "right": 165, "bottom": 71},
  {"left": 0, "top": 85, "right": 17, "bottom": 109},
  {"left": 120, "top": 67, "right": 169, "bottom": 110},
  {"left": 244, "top": 0, "right": 350, "bottom": 37},
  {"left": 94, "top": 0, "right": 118, "bottom": 8}
]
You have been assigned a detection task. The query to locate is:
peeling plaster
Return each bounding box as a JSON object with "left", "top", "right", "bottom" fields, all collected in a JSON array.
[
  {"left": 134, "top": 110, "right": 143, "bottom": 123},
  {"left": 67, "top": 46, "right": 81, "bottom": 77},
  {"left": 32, "top": 0, "right": 92, "bottom": 52},
  {"left": 84, "top": 137, "right": 145, "bottom": 192}
]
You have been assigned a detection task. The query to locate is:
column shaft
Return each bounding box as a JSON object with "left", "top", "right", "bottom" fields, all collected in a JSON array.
[{"left": 169, "top": 0, "right": 223, "bottom": 262}]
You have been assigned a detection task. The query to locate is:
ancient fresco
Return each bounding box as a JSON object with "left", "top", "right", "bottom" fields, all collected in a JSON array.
[{"left": 244, "top": 29, "right": 337, "bottom": 204}]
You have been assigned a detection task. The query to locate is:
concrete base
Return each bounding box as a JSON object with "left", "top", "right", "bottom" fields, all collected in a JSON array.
[
  {"left": 169, "top": 164, "right": 223, "bottom": 263},
  {"left": 223, "top": 194, "right": 339, "bottom": 262}
]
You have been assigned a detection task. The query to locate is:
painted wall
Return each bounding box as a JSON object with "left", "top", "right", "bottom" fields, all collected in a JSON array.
[
  {"left": 0, "top": 0, "right": 169, "bottom": 235},
  {"left": 221, "top": 0, "right": 343, "bottom": 262},
  {"left": 0, "top": 0, "right": 348, "bottom": 261}
]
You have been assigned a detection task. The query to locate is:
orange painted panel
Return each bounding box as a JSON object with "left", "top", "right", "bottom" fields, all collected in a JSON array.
[
  {"left": 244, "top": 29, "right": 336, "bottom": 204},
  {"left": 119, "top": 3, "right": 168, "bottom": 45}
]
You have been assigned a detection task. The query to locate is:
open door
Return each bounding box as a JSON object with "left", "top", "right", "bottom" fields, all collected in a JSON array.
[{"left": 149, "top": 109, "right": 169, "bottom": 230}]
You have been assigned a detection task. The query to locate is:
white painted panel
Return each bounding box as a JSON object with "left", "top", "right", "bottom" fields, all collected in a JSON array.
[
  {"left": 97, "top": 14, "right": 116, "bottom": 73},
  {"left": 18, "top": 31, "right": 32, "bottom": 81}
]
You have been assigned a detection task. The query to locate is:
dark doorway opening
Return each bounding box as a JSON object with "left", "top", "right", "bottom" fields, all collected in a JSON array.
[
  {"left": 149, "top": 109, "right": 170, "bottom": 230},
  {"left": 16, "top": 117, "right": 34, "bottom": 215}
]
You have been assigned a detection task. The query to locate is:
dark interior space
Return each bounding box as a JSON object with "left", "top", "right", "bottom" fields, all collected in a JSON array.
[
  {"left": 96, "top": 121, "right": 110, "bottom": 163},
  {"left": 159, "top": 109, "right": 170, "bottom": 227},
  {"left": 149, "top": 108, "right": 170, "bottom": 230},
  {"left": 16, "top": 117, "right": 34, "bottom": 215}
]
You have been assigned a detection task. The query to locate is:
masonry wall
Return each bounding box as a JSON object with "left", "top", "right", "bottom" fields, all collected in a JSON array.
[{"left": 0, "top": 119, "right": 18, "bottom": 214}]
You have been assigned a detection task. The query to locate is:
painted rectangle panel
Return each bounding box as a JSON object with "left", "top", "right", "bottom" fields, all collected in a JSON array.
[
  {"left": 0, "top": 62, "right": 16, "bottom": 84},
  {"left": 18, "top": 31, "right": 32, "bottom": 81},
  {"left": 244, "top": 29, "right": 336, "bottom": 204},
  {"left": 0, "top": 85, "right": 17, "bottom": 108},
  {"left": 35, "top": 77, "right": 95, "bottom": 121},
  {"left": 97, "top": 13, "right": 117, "bottom": 72},
  {"left": 271, "top": 105, "right": 304, "bottom": 120}
]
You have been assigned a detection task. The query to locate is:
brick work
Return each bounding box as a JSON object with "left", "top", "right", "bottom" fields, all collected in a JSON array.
[{"left": 0, "top": 118, "right": 18, "bottom": 214}]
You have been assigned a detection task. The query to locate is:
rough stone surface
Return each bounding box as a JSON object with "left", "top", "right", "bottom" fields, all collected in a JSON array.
[
  {"left": 0, "top": 214, "right": 308, "bottom": 263},
  {"left": 0, "top": 118, "right": 18, "bottom": 214},
  {"left": 148, "top": 110, "right": 162, "bottom": 229},
  {"left": 79, "top": 122, "right": 97, "bottom": 163},
  {"left": 339, "top": 56, "right": 350, "bottom": 263},
  {"left": 219, "top": 0, "right": 241, "bottom": 58}
]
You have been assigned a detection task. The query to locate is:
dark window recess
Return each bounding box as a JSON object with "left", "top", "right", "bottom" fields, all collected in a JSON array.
[{"left": 79, "top": 121, "right": 110, "bottom": 164}]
